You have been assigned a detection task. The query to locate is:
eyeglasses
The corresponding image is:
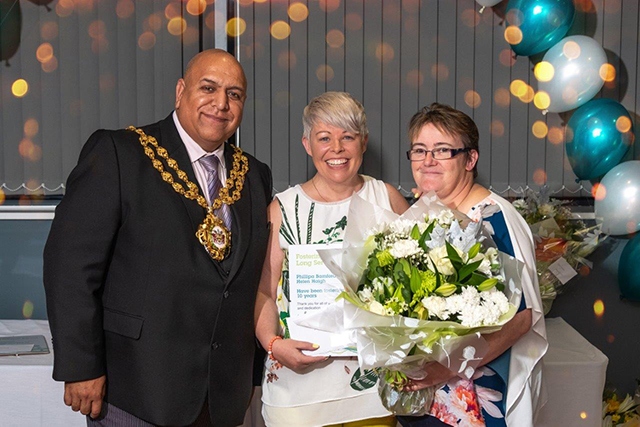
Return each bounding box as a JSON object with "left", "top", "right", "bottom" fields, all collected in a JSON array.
[{"left": 406, "top": 147, "right": 471, "bottom": 161}]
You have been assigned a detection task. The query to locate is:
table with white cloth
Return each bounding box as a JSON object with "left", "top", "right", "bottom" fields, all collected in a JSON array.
[
  {"left": 0, "top": 319, "right": 85, "bottom": 427},
  {"left": 536, "top": 317, "right": 609, "bottom": 427}
]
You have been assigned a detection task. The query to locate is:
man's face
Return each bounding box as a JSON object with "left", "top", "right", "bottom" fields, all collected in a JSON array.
[{"left": 175, "top": 51, "right": 247, "bottom": 152}]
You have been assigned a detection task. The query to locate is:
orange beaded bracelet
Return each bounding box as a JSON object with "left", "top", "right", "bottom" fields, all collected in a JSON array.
[{"left": 267, "top": 335, "right": 282, "bottom": 361}]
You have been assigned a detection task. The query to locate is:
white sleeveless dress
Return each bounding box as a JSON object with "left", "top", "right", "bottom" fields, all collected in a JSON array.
[{"left": 261, "top": 175, "right": 394, "bottom": 427}]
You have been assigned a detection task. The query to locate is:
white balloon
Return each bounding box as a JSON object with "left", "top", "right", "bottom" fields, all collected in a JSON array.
[
  {"left": 538, "top": 35, "right": 606, "bottom": 113},
  {"left": 594, "top": 161, "right": 640, "bottom": 236},
  {"left": 476, "top": 0, "right": 502, "bottom": 6}
]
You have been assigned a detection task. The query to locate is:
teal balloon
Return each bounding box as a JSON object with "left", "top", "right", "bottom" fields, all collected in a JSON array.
[
  {"left": 565, "top": 99, "right": 633, "bottom": 181},
  {"left": 506, "top": 0, "right": 575, "bottom": 57},
  {"left": 618, "top": 233, "right": 640, "bottom": 301}
]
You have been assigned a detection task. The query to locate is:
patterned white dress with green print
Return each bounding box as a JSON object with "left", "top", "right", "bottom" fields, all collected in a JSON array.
[{"left": 261, "top": 175, "right": 395, "bottom": 427}]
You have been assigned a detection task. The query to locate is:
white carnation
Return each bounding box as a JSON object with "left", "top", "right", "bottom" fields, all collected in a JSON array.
[
  {"left": 422, "top": 295, "right": 450, "bottom": 320},
  {"left": 390, "top": 239, "right": 422, "bottom": 258},
  {"left": 368, "top": 300, "right": 388, "bottom": 316},
  {"left": 389, "top": 219, "right": 417, "bottom": 235}
]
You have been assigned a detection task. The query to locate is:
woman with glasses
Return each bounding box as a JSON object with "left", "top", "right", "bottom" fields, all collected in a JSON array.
[{"left": 400, "top": 103, "right": 547, "bottom": 427}]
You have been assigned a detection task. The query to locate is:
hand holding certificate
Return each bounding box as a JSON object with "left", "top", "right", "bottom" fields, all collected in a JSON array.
[{"left": 287, "top": 244, "right": 357, "bottom": 356}]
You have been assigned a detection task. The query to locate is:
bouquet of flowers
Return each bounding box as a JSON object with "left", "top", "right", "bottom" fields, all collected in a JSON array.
[
  {"left": 317, "top": 193, "right": 523, "bottom": 415},
  {"left": 512, "top": 188, "right": 606, "bottom": 314},
  {"left": 603, "top": 382, "right": 640, "bottom": 427}
]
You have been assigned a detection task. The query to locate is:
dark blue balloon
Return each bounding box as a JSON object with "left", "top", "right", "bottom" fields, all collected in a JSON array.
[
  {"left": 506, "top": 0, "right": 575, "bottom": 57},
  {"left": 565, "top": 99, "right": 633, "bottom": 181},
  {"left": 618, "top": 234, "right": 640, "bottom": 301}
]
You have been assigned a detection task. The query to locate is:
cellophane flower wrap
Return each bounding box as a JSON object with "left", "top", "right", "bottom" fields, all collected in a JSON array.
[
  {"left": 512, "top": 188, "right": 606, "bottom": 314},
  {"left": 316, "top": 192, "right": 524, "bottom": 416}
]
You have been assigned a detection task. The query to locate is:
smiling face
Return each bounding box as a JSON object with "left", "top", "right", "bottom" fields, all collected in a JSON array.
[
  {"left": 175, "top": 50, "right": 247, "bottom": 152},
  {"left": 410, "top": 123, "right": 478, "bottom": 200},
  {"left": 302, "top": 121, "right": 367, "bottom": 187}
]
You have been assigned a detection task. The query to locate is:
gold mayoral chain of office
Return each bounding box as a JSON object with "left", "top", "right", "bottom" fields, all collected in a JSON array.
[{"left": 127, "top": 126, "right": 249, "bottom": 261}]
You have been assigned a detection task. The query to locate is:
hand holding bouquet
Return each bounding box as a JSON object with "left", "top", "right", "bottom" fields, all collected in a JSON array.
[{"left": 318, "top": 193, "right": 523, "bottom": 415}]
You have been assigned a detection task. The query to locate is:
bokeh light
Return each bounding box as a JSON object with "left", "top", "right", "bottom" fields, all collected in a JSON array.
[
  {"left": 42, "top": 56, "right": 59, "bottom": 72},
  {"left": 23, "top": 300, "right": 34, "bottom": 319},
  {"left": 315, "top": 64, "right": 334, "bottom": 82},
  {"left": 145, "top": 14, "right": 163, "bottom": 32},
  {"left": 326, "top": 29, "right": 345, "bottom": 48},
  {"left": 505, "top": 8, "right": 524, "bottom": 26},
  {"left": 24, "top": 119, "right": 39, "bottom": 138},
  {"left": 592, "top": 182, "right": 606, "bottom": 200},
  {"left": 510, "top": 79, "right": 527, "bottom": 97},
  {"left": 494, "top": 88, "right": 511, "bottom": 107},
  {"left": 580, "top": 412, "right": 588, "bottom": 420},
  {"left": 490, "top": 120, "right": 505, "bottom": 137},
  {"left": 138, "top": 31, "right": 156, "bottom": 50},
  {"left": 12, "top": 79, "right": 29, "bottom": 98},
  {"left": 578, "top": 265, "right": 590, "bottom": 276},
  {"left": 499, "top": 49, "right": 516, "bottom": 67},
  {"left": 19, "top": 138, "right": 43, "bottom": 161},
  {"left": 534, "top": 61, "right": 554, "bottom": 82},
  {"left": 165, "top": 3, "right": 181, "bottom": 20},
  {"left": 461, "top": 8, "right": 480, "bottom": 28},
  {"left": 533, "top": 169, "right": 547, "bottom": 186},
  {"left": 405, "top": 70, "right": 424, "bottom": 88},
  {"left": 534, "top": 91, "right": 551, "bottom": 110},
  {"left": 346, "top": 13, "right": 363, "bottom": 31},
  {"left": 289, "top": 3, "right": 309, "bottom": 22},
  {"left": 277, "top": 51, "right": 297, "bottom": 70},
  {"left": 116, "top": 0, "right": 135, "bottom": 19},
  {"left": 431, "top": 63, "right": 450, "bottom": 81},
  {"left": 319, "top": 0, "right": 340, "bottom": 13},
  {"left": 593, "top": 299, "right": 605, "bottom": 318},
  {"left": 547, "top": 126, "right": 564, "bottom": 145},
  {"left": 0, "top": 189, "right": 5, "bottom": 205},
  {"left": 575, "top": 0, "right": 595, "bottom": 12},
  {"left": 227, "top": 17, "right": 246, "bottom": 37},
  {"left": 88, "top": 20, "right": 106, "bottom": 39},
  {"left": 91, "top": 37, "right": 109, "bottom": 54},
  {"left": 36, "top": 43, "right": 54, "bottom": 63},
  {"left": 168, "top": 17, "right": 187, "bottom": 36},
  {"left": 599, "top": 63, "right": 616, "bottom": 82},
  {"left": 186, "top": 0, "right": 207, "bottom": 16},
  {"left": 270, "top": 21, "right": 291, "bottom": 40},
  {"left": 606, "top": 334, "right": 615, "bottom": 344},
  {"left": 41, "top": 21, "right": 59, "bottom": 40},
  {"left": 532, "top": 121, "right": 548, "bottom": 138},
  {"left": 519, "top": 85, "right": 535, "bottom": 103},
  {"left": 616, "top": 116, "right": 632, "bottom": 133},
  {"left": 56, "top": 0, "right": 75, "bottom": 17},
  {"left": 562, "top": 40, "right": 581, "bottom": 59},
  {"left": 504, "top": 25, "right": 523, "bottom": 45},
  {"left": 464, "top": 90, "right": 481, "bottom": 108},
  {"left": 375, "top": 42, "right": 395, "bottom": 63}
]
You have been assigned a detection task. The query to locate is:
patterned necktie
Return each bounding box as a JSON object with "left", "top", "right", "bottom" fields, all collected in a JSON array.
[{"left": 199, "top": 155, "right": 232, "bottom": 230}]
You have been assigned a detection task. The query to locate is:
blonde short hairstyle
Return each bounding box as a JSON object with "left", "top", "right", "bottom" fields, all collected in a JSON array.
[{"left": 302, "top": 92, "right": 368, "bottom": 139}]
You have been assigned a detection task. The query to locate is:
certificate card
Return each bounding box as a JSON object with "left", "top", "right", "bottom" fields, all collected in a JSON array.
[
  {"left": 288, "top": 243, "right": 343, "bottom": 318},
  {"left": 288, "top": 244, "right": 356, "bottom": 356}
]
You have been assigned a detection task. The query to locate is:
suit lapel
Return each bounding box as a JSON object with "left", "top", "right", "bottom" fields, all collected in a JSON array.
[{"left": 224, "top": 144, "right": 252, "bottom": 284}]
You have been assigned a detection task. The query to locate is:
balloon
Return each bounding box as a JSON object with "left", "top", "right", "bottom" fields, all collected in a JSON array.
[
  {"left": 594, "top": 161, "right": 640, "bottom": 236},
  {"left": 477, "top": 0, "right": 503, "bottom": 12},
  {"left": 618, "top": 233, "right": 640, "bottom": 301},
  {"left": 565, "top": 98, "right": 633, "bottom": 180},
  {"left": 505, "top": 0, "right": 575, "bottom": 57},
  {"left": 537, "top": 36, "right": 607, "bottom": 113}
]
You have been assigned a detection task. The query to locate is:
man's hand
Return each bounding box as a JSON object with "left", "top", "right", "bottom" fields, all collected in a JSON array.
[{"left": 64, "top": 375, "right": 106, "bottom": 419}]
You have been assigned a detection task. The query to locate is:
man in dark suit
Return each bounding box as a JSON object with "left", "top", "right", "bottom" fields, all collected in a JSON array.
[{"left": 43, "top": 49, "right": 272, "bottom": 426}]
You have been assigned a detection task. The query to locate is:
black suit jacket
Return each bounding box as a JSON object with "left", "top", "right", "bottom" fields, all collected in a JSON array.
[{"left": 44, "top": 114, "right": 272, "bottom": 426}]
